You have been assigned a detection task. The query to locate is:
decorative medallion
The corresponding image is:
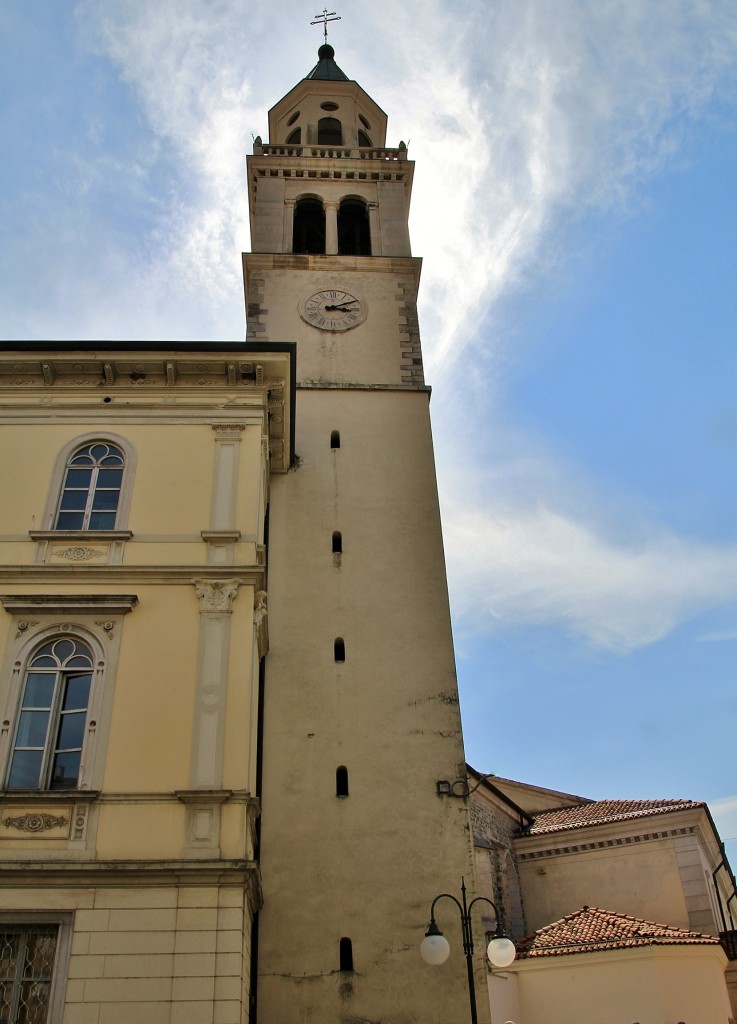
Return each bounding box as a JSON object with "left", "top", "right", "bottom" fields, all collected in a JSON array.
[{"left": 55, "top": 546, "right": 104, "bottom": 561}]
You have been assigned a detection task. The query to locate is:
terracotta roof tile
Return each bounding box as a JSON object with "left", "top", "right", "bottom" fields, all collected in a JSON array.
[
  {"left": 516, "top": 906, "right": 720, "bottom": 959},
  {"left": 524, "top": 798, "right": 701, "bottom": 835}
]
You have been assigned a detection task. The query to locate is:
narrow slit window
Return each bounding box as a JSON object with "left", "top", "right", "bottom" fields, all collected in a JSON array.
[
  {"left": 336, "top": 766, "right": 349, "bottom": 797},
  {"left": 334, "top": 637, "right": 345, "bottom": 663},
  {"left": 339, "top": 937, "right": 353, "bottom": 971},
  {"left": 332, "top": 531, "right": 342, "bottom": 554},
  {"left": 330, "top": 430, "right": 341, "bottom": 449}
]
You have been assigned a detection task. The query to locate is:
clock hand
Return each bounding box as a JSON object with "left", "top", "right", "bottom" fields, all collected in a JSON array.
[{"left": 324, "top": 302, "right": 358, "bottom": 311}]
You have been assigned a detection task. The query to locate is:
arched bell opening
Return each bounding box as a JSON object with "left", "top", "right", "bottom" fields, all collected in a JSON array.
[
  {"left": 338, "top": 198, "right": 371, "bottom": 256},
  {"left": 286, "top": 127, "right": 302, "bottom": 145},
  {"left": 293, "top": 197, "right": 325, "bottom": 255},
  {"left": 318, "top": 116, "right": 342, "bottom": 146}
]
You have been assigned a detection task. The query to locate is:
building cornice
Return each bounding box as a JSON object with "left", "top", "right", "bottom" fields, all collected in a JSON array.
[{"left": 515, "top": 823, "right": 697, "bottom": 862}]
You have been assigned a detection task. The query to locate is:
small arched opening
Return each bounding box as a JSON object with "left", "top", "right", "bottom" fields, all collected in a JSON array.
[
  {"left": 286, "top": 127, "right": 301, "bottom": 145},
  {"left": 339, "top": 937, "right": 354, "bottom": 971},
  {"left": 357, "top": 130, "right": 372, "bottom": 148},
  {"left": 293, "top": 197, "right": 325, "bottom": 255},
  {"left": 318, "top": 117, "right": 342, "bottom": 146},
  {"left": 336, "top": 766, "right": 349, "bottom": 798},
  {"left": 338, "top": 198, "right": 371, "bottom": 256}
]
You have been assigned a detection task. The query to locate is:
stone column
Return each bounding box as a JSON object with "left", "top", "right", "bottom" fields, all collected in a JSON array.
[
  {"left": 189, "top": 579, "right": 241, "bottom": 790},
  {"left": 203, "top": 423, "right": 245, "bottom": 565},
  {"left": 367, "top": 201, "right": 381, "bottom": 256},
  {"left": 325, "top": 201, "right": 339, "bottom": 255},
  {"left": 283, "top": 198, "right": 295, "bottom": 254}
]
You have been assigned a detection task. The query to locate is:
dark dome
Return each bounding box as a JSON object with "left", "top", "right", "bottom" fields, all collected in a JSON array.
[{"left": 318, "top": 44, "right": 335, "bottom": 60}]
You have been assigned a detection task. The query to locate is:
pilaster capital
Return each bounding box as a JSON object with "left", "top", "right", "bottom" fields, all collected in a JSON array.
[
  {"left": 211, "top": 423, "right": 246, "bottom": 441},
  {"left": 193, "top": 579, "right": 242, "bottom": 613}
]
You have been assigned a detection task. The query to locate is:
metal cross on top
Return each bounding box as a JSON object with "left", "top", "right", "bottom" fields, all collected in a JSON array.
[{"left": 310, "top": 8, "right": 341, "bottom": 44}]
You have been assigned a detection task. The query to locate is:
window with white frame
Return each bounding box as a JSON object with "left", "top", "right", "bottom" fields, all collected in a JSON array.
[
  {"left": 0, "top": 924, "right": 59, "bottom": 1023},
  {"left": 6, "top": 637, "right": 93, "bottom": 791},
  {"left": 54, "top": 441, "right": 125, "bottom": 530}
]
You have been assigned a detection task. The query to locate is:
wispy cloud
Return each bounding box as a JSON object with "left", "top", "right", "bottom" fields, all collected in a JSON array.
[
  {"left": 440, "top": 434, "right": 737, "bottom": 652},
  {"left": 390, "top": 0, "right": 737, "bottom": 372}
]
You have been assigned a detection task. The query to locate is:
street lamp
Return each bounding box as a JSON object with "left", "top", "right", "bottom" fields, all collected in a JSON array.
[{"left": 420, "top": 876, "right": 516, "bottom": 1024}]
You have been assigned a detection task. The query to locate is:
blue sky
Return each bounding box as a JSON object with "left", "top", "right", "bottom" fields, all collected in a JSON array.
[{"left": 1, "top": 1, "right": 736, "bottom": 864}]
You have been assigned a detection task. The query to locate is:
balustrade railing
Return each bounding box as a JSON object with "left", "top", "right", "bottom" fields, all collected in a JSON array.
[{"left": 254, "top": 143, "right": 405, "bottom": 161}]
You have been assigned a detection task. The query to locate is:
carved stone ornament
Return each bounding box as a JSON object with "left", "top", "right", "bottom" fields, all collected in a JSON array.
[
  {"left": 212, "top": 423, "right": 246, "bottom": 440},
  {"left": 15, "top": 620, "right": 39, "bottom": 639},
  {"left": 254, "top": 590, "right": 269, "bottom": 658},
  {"left": 4, "top": 813, "right": 68, "bottom": 833},
  {"left": 194, "top": 579, "right": 241, "bottom": 613},
  {"left": 55, "top": 546, "right": 105, "bottom": 561},
  {"left": 95, "top": 619, "right": 116, "bottom": 638}
]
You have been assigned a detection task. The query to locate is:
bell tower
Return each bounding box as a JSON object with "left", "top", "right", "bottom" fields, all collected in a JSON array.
[{"left": 246, "top": 43, "right": 486, "bottom": 1024}]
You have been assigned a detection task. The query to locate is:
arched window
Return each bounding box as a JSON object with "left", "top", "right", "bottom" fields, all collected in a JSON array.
[
  {"left": 54, "top": 442, "right": 125, "bottom": 530},
  {"left": 293, "top": 198, "right": 325, "bottom": 255},
  {"left": 286, "top": 127, "right": 301, "bottom": 145},
  {"left": 338, "top": 199, "right": 371, "bottom": 256},
  {"left": 318, "top": 117, "right": 342, "bottom": 146},
  {"left": 336, "top": 766, "right": 349, "bottom": 797},
  {"left": 357, "top": 130, "right": 372, "bottom": 148},
  {"left": 330, "top": 430, "right": 341, "bottom": 449},
  {"left": 7, "top": 637, "right": 93, "bottom": 791}
]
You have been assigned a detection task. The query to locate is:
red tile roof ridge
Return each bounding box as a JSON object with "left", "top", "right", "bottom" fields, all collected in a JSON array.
[
  {"left": 515, "top": 905, "right": 720, "bottom": 959},
  {"left": 523, "top": 797, "right": 703, "bottom": 835}
]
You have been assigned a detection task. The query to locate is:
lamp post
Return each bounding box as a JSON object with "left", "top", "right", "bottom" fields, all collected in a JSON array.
[{"left": 420, "top": 876, "right": 516, "bottom": 1024}]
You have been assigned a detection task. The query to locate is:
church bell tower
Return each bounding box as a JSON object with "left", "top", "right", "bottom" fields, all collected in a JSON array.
[{"left": 245, "top": 42, "right": 486, "bottom": 1023}]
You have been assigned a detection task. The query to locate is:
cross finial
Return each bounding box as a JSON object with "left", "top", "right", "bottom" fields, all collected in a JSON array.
[{"left": 310, "top": 8, "right": 341, "bottom": 45}]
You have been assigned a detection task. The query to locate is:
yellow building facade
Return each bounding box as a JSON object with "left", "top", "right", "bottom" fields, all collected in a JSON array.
[{"left": 0, "top": 45, "right": 481, "bottom": 1024}]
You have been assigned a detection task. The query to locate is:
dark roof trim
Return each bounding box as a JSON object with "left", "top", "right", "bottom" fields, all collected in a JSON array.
[
  {"left": 467, "top": 764, "right": 535, "bottom": 828},
  {"left": 0, "top": 341, "right": 295, "bottom": 354}
]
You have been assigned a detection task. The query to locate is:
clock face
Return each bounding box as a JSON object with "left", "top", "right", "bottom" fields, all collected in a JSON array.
[{"left": 299, "top": 289, "right": 367, "bottom": 332}]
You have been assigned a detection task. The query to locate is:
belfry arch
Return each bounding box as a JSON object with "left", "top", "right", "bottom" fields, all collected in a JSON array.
[
  {"left": 338, "top": 197, "right": 371, "bottom": 256},
  {"left": 292, "top": 196, "right": 325, "bottom": 254}
]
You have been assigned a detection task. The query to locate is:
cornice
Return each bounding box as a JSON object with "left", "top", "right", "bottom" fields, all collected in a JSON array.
[
  {"left": 0, "top": 595, "right": 138, "bottom": 615},
  {"left": 0, "top": 346, "right": 296, "bottom": 471},
  {"left": 0, "top": 567, "right": 266, "bottom": 587},
  {"left": 516, "top": 823, "right": 697, "bottom": 861},
  {"left": 243, "top": 251, "right": 422, "bottom": 284},
  {"left": 0, "top": 858, "right": 260, "bottom": 888}
]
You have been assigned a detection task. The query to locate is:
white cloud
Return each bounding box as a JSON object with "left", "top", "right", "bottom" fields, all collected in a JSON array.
[
  {"left": 441, "top": 443, "right": 737, "bottom": 652},
  {"left": 388, "top": 0, "right": 737, "bottom": 372}
]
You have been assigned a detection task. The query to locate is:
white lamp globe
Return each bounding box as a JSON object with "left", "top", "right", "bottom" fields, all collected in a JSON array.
[
  {"left": 420, "top": 932, "right": 451, "bottom": 965},
  {"left": 487, "top": 936, "right": 516, "bottom": 968}
]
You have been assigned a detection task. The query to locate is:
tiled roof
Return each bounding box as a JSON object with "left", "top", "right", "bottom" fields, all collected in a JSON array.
[
  {"left": 516, "top": 906, "right": 720, "bottom": 959},
  {"left": 524, "top": 798, "right": 702, "bottom": 835}
]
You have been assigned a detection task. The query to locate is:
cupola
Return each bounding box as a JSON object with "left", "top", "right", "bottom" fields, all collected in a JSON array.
[{"left": 267, "top": 45, "right": 388, "bottom": 150}]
